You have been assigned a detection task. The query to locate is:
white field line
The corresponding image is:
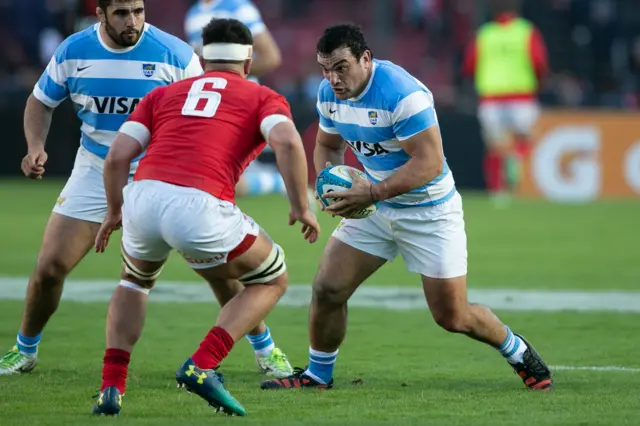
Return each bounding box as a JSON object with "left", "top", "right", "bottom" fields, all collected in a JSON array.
[
  {"left": 1, "top": 277, "right": 640, "bottom": 312},
  {"left": 1, "top": 277, "right": 639, "bottom": 373},
  {"left": 550, "top": 365, "right": 640, "bottom": 373}
]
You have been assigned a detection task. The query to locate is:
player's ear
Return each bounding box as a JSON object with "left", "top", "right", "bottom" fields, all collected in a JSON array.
[
  {"left": 96, "top": 7, "right": 106, "bottom": 23},
  {"left": 362, "top": 50, "right": 372, "bottom": 67},
  {"left": 244, "top": 58, "right": 253, "bottom": 78},
  {"left": 199, "top": 55, "right": 205, "bottom": 70}
]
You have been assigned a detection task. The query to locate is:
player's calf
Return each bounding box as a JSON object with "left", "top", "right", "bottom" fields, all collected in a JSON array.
[
  {"left": 195, "top": 231, "right": 289, "bottom": 342},
  {"left": 177, "top": 230, "right": 290, "bottom": 414},
  {"left": 262, "top": 239, "right": 384, "bottom": 390},
  {"left": 206, "top": 277, "right": 293, "bottom": 377},
  {"left": 93, "top": 252, "right": 166, "bottom": 409},
  {"left": 423, "top": 275, "right": 553, "bottom": 390}
]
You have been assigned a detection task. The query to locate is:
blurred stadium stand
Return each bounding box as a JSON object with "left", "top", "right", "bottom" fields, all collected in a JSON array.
[{"left": 1, "top": 0, "right": 639, "bottom": 193}]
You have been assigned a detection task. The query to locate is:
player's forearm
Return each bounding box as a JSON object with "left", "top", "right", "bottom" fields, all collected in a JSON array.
[
  {"left": 314, "top": 144, "right": 344, "bottom": 175},
  {"left": 249, "top": 56, "right": 280, "bottom": 77},
  {"left": 275, "top": 142, "right": 310, "bottom": 213},
  {"left": 24, "top": 95, "right": 53, "bottom": 153},
  {"left": 371, "top": 156, "right": 443, "bottom": 201},
  {"left": 250, "top": 34, "right": 282, "bottom": 77},
  {"left": 103, "top": 159, "right": 130, "bottom": 216}
]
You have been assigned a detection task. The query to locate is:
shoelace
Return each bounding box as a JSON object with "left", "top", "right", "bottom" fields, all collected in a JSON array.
[
  {"left": 291, "top": 367, "right": 306, "bottom": 377},
  {"left": 525, "top": 356, "right": 548, "bottom": 376}
]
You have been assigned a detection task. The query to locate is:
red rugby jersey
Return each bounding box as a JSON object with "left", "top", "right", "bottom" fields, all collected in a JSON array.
[{"left": 124, "top": 70, "right": 292, "bottom": 203}]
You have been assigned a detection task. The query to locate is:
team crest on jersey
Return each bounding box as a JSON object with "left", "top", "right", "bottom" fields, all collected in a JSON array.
[
  {"left": 368, "top": 111, "right": 378, "bottom": 125},
  {"left": 142, "top": 63, "right": 156, "bottom": 78}
]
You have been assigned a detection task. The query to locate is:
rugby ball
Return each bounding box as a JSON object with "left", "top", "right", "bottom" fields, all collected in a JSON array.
[{"left": 315, "top": 165, "right": 378, "bottom": 219}]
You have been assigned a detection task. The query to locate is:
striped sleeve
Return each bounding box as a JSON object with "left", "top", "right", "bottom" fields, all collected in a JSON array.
[
  {"left": 182, "top": 53, "right": 204, "bottom": 79},
  {"left": 33, "top": 52, "right": 69, "bottom": 108},
  {"left": 392, "top": 90, "right": 438, "bottom": 141}
]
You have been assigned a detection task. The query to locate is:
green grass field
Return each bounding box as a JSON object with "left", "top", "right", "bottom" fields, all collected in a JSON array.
[{"left": 0, "top": 179, "right": 639, "bottom": 425}]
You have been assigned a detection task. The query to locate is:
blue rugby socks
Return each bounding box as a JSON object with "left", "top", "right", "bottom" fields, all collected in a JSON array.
[{"left": 305, "top": 348, "right": 338, "bottom": 384}]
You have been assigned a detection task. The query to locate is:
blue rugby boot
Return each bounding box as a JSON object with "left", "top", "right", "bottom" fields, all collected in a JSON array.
[
  {"left": 176, "top": 358, "right": 246, "bottom": 416},
  {"left": 92, "top": 386, "right": 123, "bottom": 416}
]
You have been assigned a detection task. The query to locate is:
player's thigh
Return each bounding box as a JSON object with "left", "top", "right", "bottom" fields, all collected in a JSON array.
[
  {"left": 508, "top": 101, "right": 540, "bottom": 138},
  {"left": 120, "top": 181, "right": 173, "bottom": 287},
  {"left": 35, "top": 212, "right": 101, "bottom": 279},
  {"left": 195, "top": 227, "right": 287, "bottom": 291},
  {"left": 421, "top": 274, "right": 469, "bottom": 330},
  {"left": 201, "top": 214, "right": 265, "bottom": 303},
  {"left": 314, "top": 215, "right": 395, "bottom": 302},
  {"left": 393, "top": 195, "right": 469, "bottom": 324},
  {"left": 478, "top": 102, "right": 509, "bottom": 147},
  {"left": 394, "top": 191, "right": 468, "bottom": 282},
  {"left": 162, "top": 191, "right": 262, "bottom": 271},
  {"left": 53, "top": 148, "right": 109, "bottom": 224}
]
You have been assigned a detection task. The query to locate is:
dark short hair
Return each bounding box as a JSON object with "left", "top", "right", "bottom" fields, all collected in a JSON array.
[
  {"left": 98, "top": 0, "right": 144, "bottom": 11},
  {"left": 317, "top": 23, "right": 371, "bottom": 60},
  {"left": 202, "top": 18, "right": 253, "bottom": 49}
]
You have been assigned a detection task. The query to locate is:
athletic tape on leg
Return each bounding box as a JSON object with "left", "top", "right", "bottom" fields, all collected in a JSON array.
[
  {"left": 119, "top": 280, "right": 150, "bottom": 295},
  {"left": 239, "top": 244, "right": 286, "bottom": 284},
  {"left": 121, "top": 249, "right": 163, "bottom": 281}
]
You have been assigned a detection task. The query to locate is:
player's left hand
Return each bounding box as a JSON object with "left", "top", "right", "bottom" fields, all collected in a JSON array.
[
  {"left": 323, "top": 169, "right": 373, "bottom": 218},
  {"left": 95, "top": 212, "right": 122, "bottom": 253}
]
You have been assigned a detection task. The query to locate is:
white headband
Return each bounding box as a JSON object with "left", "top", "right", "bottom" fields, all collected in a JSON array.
[{"left": 202, "top": 43, "right": 253, "bottom": 61}]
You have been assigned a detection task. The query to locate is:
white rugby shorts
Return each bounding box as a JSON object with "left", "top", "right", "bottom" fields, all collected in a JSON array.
[
  {"left": 332, "top": 191, "right": 468, "bottom": 279},
  {"left": 478, "top": 100, "right": 540, "bottom": 144},
  {"left": 52, "top": 147, "right": 131, "bottom": 223},
  {"left": 121, "top": 179, "right": 260, "bottom": 269}
]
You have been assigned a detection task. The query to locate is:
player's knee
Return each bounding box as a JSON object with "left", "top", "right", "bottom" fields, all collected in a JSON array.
[
  {"left": 33, "top": 257, "right": 69, "bottom": 287},
  {"left": 266, "top": 272, "right": 288, "bottom": 296},
  {"left": 312, "top": 275, "right": 350, "bottom": 306},
  {"left": 431, "top": 306, "right": 472, "bottom": 334}
]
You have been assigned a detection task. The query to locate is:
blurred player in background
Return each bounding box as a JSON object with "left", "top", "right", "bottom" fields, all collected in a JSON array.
[
  {"left": 185, "top": 0, "right": 281, "bottom": 77},
  {"left": 261, "top": 24, "right": 553, "bottom": 392},
  {"left": 1, "top": 0, "right": 293, "bottom": 380},
  {"left": 185, "top": 0, "right": 288, "bottom": 198},
  {"left": 91, "top": 18, "right": 318, "bottom": 416},
  {"left": 462, "top": 0, "right": 548, "bottom": 206}
]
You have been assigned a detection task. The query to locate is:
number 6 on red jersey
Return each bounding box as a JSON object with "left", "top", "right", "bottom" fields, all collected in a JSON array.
[{"left": 181, "top": 77, "right": 228, "bottom": 118}]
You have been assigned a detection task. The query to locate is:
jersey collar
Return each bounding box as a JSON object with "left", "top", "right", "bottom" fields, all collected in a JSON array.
[{"left": 349, "top": 60, "right": 377, "bottom": 102}]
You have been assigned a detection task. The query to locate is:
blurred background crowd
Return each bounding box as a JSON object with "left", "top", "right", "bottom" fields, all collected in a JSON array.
[
  {"left": 2, "top": 0, "right": 640, "bottom": 111},
  {"left": 1, "top": 0, "right": 639, "bottom": 201}
]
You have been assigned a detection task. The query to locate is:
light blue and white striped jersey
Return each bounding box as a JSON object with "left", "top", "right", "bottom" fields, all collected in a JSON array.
[
  {"left": 317, "top": 59, "right": 456, "bottom": 208},
  {"left": 33, "top": 23, "right": 203, "bottom": 168},
  {"left": 184, "top": 0, "right": 266, "bottom": 52}
]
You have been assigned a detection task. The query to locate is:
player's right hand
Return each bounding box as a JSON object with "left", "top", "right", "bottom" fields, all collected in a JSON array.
[
  {"left": 21, "top": 150, "right": 48, "bottom": 180},
  {"left": 289, "top": 209, "right": 320, "bottom": 244}
]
